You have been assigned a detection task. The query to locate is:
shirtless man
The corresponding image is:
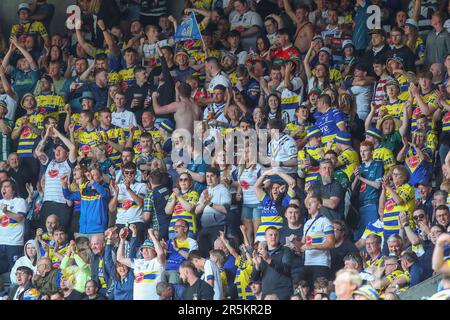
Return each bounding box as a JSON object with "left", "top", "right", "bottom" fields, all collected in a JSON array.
[
  {"left": 152, "top": 82, "right": 201, "bottom": 135},
  {"left": 283, "top": 0, "right": 314, "bottom": 54}
]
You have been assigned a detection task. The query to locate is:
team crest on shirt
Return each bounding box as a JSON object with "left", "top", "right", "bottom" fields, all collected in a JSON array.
[
  {"left": 408, "top": 155, "right": 420, "bottom": 169},
  {"left": 444, "top": 112, "right": 450, "bottom": 122},
  {"left": 360, "top": 182, "right": 367, "bottom": 192},
  {"left": 22, "top": 127, "right": 31, "bottom": 138},
  {"left": 1, "top": 215, "right": 10, "bottom": 227},
  {"left": 136, "top": 143, "right": 143, "bottom": 153},
  {"left": 122, "top": 199, "right": 133, "bottom": 210},
  {"left": 81, "top": 144, "right": 91, "bottom": 155},
  {"left": 135, "top": 272, "right": 144, "bottom": 283},
  {"left": 105, "top": 143, "right": 113, "bottom": 154},
  {"left": 385, "top": 199, "right": 395, "bottom": 212},
  {"left": 48, "top": 169, "right": 59, "bottom": 178},
  {"left": 240, "top": 180, "right": 250, "bottom": 190},
  {"left": 413, "top": 107, "right": 422, "bottom": 118}
]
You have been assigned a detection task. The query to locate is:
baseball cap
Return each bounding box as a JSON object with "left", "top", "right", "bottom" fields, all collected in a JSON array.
[
  {"left": 319, "top": 47, "right": 332, "bottom": 57},
  {"left": 79, "top": 91, "right": 96, "bottom": 104},
  {"left": 160, "top": 119, "right": 175, "bottom": 133},
  {"left": 368, "top": 29, "right": 386, "bottom": 37},
  {"left": 20, "top": 93, "right": 35, "bottom": 108},
  {"left": 312, "top": 35, "right": 324, "bottom": 42},
  {"left": 306, "top": 126, "right": 321, "bottom": 139},
  {"left": 342, "top": 39, "right": 354, "bottom": 49},
  {"left": 384, "top": 79, "right": 401, "bottom": 89},
  {"left": 140, "top": 239, "right": 155, "bottom": 250},
  {"left": 40, "top": 74, "right": 53, "bottom": 83},
  {"left": 387, "top": 54, "right": 404, "bottom": 66},
  {"left": 366, "top": 127, "right": 382, "bottom": 140},
  {"left": 175, "top": 50, "right": 189, "bottom": 59},
  {"left": 334, "top": 131, "right": 352, "bottom": 146},
  {"left": 18, "top": 3, "right": 31, "bottom": 13}
]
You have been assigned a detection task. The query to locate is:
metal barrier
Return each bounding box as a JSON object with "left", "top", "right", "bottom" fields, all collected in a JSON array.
[{"left": 399, "top": 274, "right": 442, "bottom": 300}]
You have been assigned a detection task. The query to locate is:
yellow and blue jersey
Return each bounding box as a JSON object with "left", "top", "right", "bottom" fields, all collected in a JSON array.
[
  {"left": 75, "top": 127, "right": 102, "bottom": 159},
  {"left": 337, "top": 147, "right": 360, "bottom": 180},
  {"left": 298, "top": 144, "right": 324, "bottom": 184},
  {"left": 168, "top": 190, "right": 199, "bottom": 239},
  {"left": 11, "top": 20, "right": 48, "bottom": 39},
  {"left": 256, "top": 190, "right": 294, "bottom": 240},
  {"left": 118, "top": 65, "right": 136, "bottom": 92},
  {"left": 36, "top": 93, "right": 65, "bottom": 118},
  {"left": 383, "top": 183, "right": 414, "bottom": 238},
  {"left": 234, "top": 256, "right": 255, "bottom": 300},
  {"left": 15, "top": 112, "right": 44, "bottom": 157},
  {"left": 379, "top": 99, "right": 405, "bottom": 120},
  {"left": 373, "top": 145, "right": 396, "bottom": 171},
  {"left": 96, "top": 125, "right": 126, "bottom": 164},
  {"left": 410, "top": 91, "right": 438, "bottom": 131},
  {"left": 285, "top": 120, "right": 311, "bottom": 142},
  {"left": 404, "top": 146, "right": 433, "bottom": 186}
]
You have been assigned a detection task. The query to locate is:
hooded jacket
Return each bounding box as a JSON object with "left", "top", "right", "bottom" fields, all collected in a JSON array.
[{"left": 10, "top": 240, "right": 41, "bottom": 285}]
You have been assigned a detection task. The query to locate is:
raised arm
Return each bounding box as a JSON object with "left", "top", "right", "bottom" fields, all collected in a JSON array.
[
  {"left": 98, "top": 20, "right": 120, "bottom": 57},
  {"left": 75, "top": 23, "right": 95, "bottom": 57},
  {"left": 53, "top": 127, "right": 77, "bottom": 162},
  {"left": 148, "top": 228, "right": 166, "bottom": 264},
  {"left": 282, "top": 0, "right": 298, "bottom": 25},
  {"left": 11, "top": 36, "right": 38, "bottom": 71}
]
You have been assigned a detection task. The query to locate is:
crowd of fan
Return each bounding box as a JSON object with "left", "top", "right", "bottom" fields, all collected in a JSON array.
[{"left": 1, "top": 0, "right": 450, "bottom": 301}]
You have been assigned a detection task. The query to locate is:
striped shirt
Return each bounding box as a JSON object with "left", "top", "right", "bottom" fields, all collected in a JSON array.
[
  {"left": 0, "top": 118, "right": 13, "bottom": 161},
  {"left": 42, "top": 159, "right": 76, "bottom": 204},
  {"left": 303, "top": 214, "right": 334, "bottom": 267},
  {"left": 139, "top": 0, "right": 167, "bottom": 17},
  {"left": 408, "top": 0, "right": 437, "bottom": 36}
]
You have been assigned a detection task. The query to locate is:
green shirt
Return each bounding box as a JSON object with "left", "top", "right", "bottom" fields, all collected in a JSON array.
[{"left": 381, "top": 131, "right": 402, "bottom": 156}]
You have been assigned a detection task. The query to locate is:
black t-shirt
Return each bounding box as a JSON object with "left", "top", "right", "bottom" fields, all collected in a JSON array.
[
  {"left": 64, "top": 289, "right": 86, "bottom": 300},
  {"left": 183, "top": 278, "right": 215, "bottom": 300},
  {"left": 330, "top": 240, "right": 359, "bottom": 276},
  {"left": 312, "top": 179, "right": 345, "bottom": 221}
]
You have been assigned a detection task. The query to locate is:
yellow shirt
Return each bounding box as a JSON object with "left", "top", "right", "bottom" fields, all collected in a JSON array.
[{"left": 337, "top": 147, "right": 360, "bottom": 180}]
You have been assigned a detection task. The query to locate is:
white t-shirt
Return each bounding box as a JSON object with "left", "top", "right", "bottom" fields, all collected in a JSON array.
[
  {"left": 116, "top": 182, "right": 148, "bottom": 224},
  {"left": 201, "top": 259, "right": 224, "bottom": 300},
  {"left": 43, "top": 159, "right": 75, "bottom": 203},
  {"left": 207, "top": 71, "right": 231, "bottom": 94},
  {"left": 132, "top": 257, "right": 164, "bottom": 300},
  {"left": 233, "top": 164, "right": 262, "bottom": 205},
  {"left": 112, "top": 110, "right": 137, "bottom": 129},
  {"left": 268, "top": 134, "right": 298, "bottom": 174},
  {"left": 303, "top": 215, "right": 334, "bottom": 267},
  {"left": 0, "top": 197, "right": 27, "bottom": 246},
  {"left": 229, "top": 11, "right": 263, "bottom": 49},
  {"left": 203, "top": 102, "right": 228, "bottom": 124},
  {"left": 0, "top": 93, "right": 18, "bottom": 122}
]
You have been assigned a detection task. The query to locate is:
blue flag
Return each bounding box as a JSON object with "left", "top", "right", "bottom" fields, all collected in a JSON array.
[{"left": 174, "top": 12, "right": 203, "bottom": 42}]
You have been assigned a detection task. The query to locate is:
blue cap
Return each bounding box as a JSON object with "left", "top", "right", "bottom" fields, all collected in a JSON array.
[
  {"left": 160, "top": 119, "right": 175, "bottom": 133},
  {"left": 140, "top": 239, "right": 154, "bottom": 250},
  {"left": 366, "top": 127, "right": 382, "bottom": 140},
  {"left": 306, "top": 126, "right": 322, "bottom": 139},
  {"left": 334, "top": 131, "right": 352, "bottom": 146}
]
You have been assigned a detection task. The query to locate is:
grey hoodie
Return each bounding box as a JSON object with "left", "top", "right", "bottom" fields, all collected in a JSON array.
[{"left": 10, "top": 239, "right": 41, "bottom": 285}]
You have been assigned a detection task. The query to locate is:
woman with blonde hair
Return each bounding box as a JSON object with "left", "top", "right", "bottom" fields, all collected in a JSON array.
[
  {"left": 404, "top": 19, "right": 425, "bottom": 67},
  {"left": 338, "top": 92, "right": 364, "bottom": 151}
]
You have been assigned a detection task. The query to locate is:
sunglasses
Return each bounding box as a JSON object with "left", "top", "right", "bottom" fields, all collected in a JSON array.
[
  {"left": 179, "top": 178, "right": 189, "bottom": 182},
  {"left": 413, "top": 214, "right": 425, "bottom": 221},
  {"left": 123, "top": 171, "right": 135, "bottom": 175}
]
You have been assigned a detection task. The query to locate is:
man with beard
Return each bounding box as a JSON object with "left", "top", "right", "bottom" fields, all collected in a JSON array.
[{"left": 179, "top": 261, "right": 214, "bottom": 300}]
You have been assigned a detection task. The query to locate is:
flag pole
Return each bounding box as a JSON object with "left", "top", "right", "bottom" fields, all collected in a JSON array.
[{"left": 191, "top": 12, "right": 206, "bottom": 55}]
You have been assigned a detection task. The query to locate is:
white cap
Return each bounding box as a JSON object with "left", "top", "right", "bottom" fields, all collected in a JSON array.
[
  {"left": 17, "top": 3, "right": 30, "bottom": 13},
  {"left": 319, "top": 47, "right": 332, "bottom": 56},
  {"left": 342, "top": 39, "right": 354, "bottom": 49},
  {"left": 405, "top": 18, "right": 418, "bottom": 28}
]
